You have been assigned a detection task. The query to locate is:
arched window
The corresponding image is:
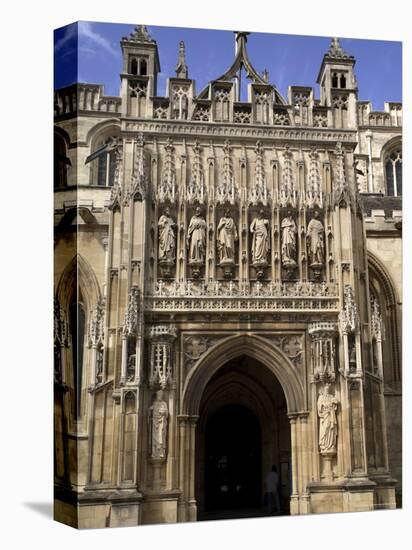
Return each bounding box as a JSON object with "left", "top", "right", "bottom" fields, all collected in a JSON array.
[
  {"left": 340, "top": 74, "right": 346, "bottom": 89},
  {"left": 332, "top": 72, "right": 338, "bottom": 88},
  {"left": 87, "top": 128, "right": 120, "bottom": 187},
  {"left": 130, "top": 57, "right": 138, "bottom": 75},
  {"left": 140, "top": 59, "right": 147, "bottom": 76},
  {"left": 96, "top": 143, "right": 117, "bottom": 187},
  {"left": 385, "top": 149, "right": 402, "bottom": 196},
  {"left": 54, "top": 133, "right": 70, "bottom": 188},
  {"left": 69, "top": 289, "right": 86, "bottom": 419}
]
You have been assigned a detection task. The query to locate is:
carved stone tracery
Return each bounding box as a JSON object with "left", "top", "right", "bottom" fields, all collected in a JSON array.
[
  {"left": 158, "top": 139, "right": 176, "bottom": 203},
  {"left": 187, "top": 141, "right": 206, "bottom": 204},
  {"left": 248, "top": 141, "right": 268, "bottom": 205},
  {"left": 216, "top": 140, "right": 236, "bottom": 205}
]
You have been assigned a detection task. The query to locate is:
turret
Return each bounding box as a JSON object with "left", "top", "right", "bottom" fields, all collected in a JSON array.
[
  {"left": 120, "top": 25, "right": 160, "bottom": 117},
  {"left": 317, "top": 38, "right": 358, "bottom": 129}
]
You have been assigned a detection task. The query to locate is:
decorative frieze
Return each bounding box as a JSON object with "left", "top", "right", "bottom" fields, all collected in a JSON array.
[
  {"left": 148, "top": 280, "right": 339, "bottom": 312},
  {"left": 122, "top": 119, "right": 358, "bottom": 144}
]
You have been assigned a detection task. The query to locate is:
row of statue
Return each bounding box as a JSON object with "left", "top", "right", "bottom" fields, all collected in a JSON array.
[{"left": 158, "top": 207, "right": 325, "bottom": 271}]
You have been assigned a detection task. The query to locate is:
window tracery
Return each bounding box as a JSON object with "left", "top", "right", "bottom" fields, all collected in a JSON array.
[{"left": 385, "top": 149, "right": 402, "bottom": 196}]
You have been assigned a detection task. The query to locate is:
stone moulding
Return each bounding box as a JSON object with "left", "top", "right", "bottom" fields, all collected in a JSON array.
[
  {"left": 146, "top": 280, "right": 339, "bottom": 312},
  {"left": 122, "top": 119, "right": 358, "bottom": 144},
  {"left": 146, "top": 297, "right": 339, "bottom": 313}
]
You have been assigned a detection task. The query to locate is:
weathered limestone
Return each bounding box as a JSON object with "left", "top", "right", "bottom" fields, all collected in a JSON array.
[{"left": 54, "top": 27, "right": 402, "bottom": 528}]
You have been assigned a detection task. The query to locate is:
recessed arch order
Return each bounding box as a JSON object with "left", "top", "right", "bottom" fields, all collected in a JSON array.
[{"left": 181, "top": 333, "right": 305, "bottom": 416}]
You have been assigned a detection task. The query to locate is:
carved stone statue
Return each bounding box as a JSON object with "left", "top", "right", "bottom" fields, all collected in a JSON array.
[
  {"left": 307, "top": 211, "right": 325, "bottom": 266},
  {"left": 281, "top": 211, "right": 297, "bottom": 266},
  {"left": 217, "top": 209, "right": 238, "bottom": 264},
  {"left": 149, "top": 390, "right": 169, "bottom": 459},
  {"left": 187, "top": 207, "right": 206, "bottom": 265},
  {"left": 250, "top": 209, "right": 269, "bottom": 265},
  {"left": 158, "top": 208, "right": 176, "bottom": 263},
  {"left": 317, "top": 383, "right": 339, "bottom": 454}
]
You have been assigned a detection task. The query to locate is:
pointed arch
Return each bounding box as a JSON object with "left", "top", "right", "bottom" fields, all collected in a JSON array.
[
  {"left": 368, "top": 251, "right": 401, "bottom": 384},
  {"left": 55, "top": 253, "right": 101, "bottom": 313},
  {"left": 182, "top": 334, "right": 305, "bottom": 416}
]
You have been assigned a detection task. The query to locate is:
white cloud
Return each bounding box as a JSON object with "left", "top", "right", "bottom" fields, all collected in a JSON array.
[
  {"left": 78, "top": 21, "right": 117, "bottom": 57},
  {"left": 54, "top": 24, "right": 77, "bottom": 53}
]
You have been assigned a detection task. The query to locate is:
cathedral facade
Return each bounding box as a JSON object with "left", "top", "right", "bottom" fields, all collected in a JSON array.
[{"left": 53, "top": 26, "right": 402, "bottom": 528}]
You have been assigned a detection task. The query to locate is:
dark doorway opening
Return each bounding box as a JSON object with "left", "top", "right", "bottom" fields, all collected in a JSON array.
[{"left": 204, "top": 404, "right": 261, "bottom": 513}]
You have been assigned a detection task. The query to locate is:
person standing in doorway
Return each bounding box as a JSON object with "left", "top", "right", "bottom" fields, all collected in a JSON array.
[{"left": 265, "top": 465, "right": 280, "bottom": 515}]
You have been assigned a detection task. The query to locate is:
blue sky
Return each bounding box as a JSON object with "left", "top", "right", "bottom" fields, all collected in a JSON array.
[{"left": 54, "top": 21, "right": 402, "bottom": 110}]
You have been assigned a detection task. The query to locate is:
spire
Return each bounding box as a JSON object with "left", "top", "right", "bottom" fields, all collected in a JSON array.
[
  {"left": 326, "top": 37, "right": 352, "bottom": 59},
  {"left": 175, "top": 40, "right": 188, "bottom": 79},
  {"left": 123, "top": 24, "right": 154, "bottom": 43}
]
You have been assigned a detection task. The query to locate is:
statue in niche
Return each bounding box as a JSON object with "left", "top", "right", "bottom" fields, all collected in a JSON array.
[
  {"left": 217, "top": 209, "right": 238, "bottom": 265},
  {"left": 158, "top": 208, "right": 176, "bottom": 263},
  {"left": 307, "top": 211, "right": 325, "bottom": 280},
  {"left": 149, "top": 390, "right": 169, "bottom": 459},
  {"left": 317, "top": 383, "right": 339, "bottom": 454},
  {"left": 250, "top": 209, "right": 270, "bottom": 265},
  {"left": 187, "top": 207, "right": 206, "bottom": 265},
  {"left": 281, "top": 211, "right": 297, "bottom": 266}
]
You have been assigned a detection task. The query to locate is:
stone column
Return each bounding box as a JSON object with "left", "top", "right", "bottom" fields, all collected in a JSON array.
[
  {"left": 299, "top": 413, "right": 311, "bottom": 513},
  {"left": 288, "top": 413, "right": 300, "bottom": 514},
  {"left": 177, "top": 415, "right": 189, "bottom": 522},
  {"left": 187, "top": 416, "right": 199, "bottom": 521}
]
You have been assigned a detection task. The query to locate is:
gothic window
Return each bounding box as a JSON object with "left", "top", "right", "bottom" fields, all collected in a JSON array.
[
  {"left": 97, "top": 146, "right": 117, "bottom": 187},
  {"left": 140, "top": 59, "right": 147, "bottom": 76},
  {"left": 69, "top": 290, "right": 86, "bottom": 419},
  {"left": 332, "top": 95, "right": 348, "bottom": 128},
  {"left": 385, "top": 149, "right": 402, "bottom": 196},
  {"left": 54, "top": 133, "right": 69, "bottom": 188},
  {"left": 332, "top": 73, "right": 338, "bottom": 88},
  {"left": 340, "top": 74, "right": 346, "bottom": 89},
  {"left": 130, "top": 57, "right": 138, "bottom": 75},
  {"left": 89, "top": 129, "right": 120, "bottom": 187},
  {"left": 214, "top": 88, "right": 230, "bottom": 122},
  {"left": 172, "top": 85, "right": 189, "bottom": 120}
]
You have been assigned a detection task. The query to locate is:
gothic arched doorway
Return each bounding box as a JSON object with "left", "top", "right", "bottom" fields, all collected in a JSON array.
[
  {"left": 205, "top": 403, "right": 262, "bottom": 513},
  {"left": 196, "top": 355, "right": 291, "bottom": 520}
]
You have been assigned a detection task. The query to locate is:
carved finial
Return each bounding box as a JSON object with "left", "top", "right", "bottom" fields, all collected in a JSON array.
[
  {"left": 262, "top": 68, "right": 269, "bottom": 83},
  {"left": 124, "top": 25, "right": 154, "bottom": 43},
  {"left": 327, "top": 37, "right": 350, "bottom": 59},
  {"left": 175, "top": 40, "right": 188, "bottom": 79}
]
